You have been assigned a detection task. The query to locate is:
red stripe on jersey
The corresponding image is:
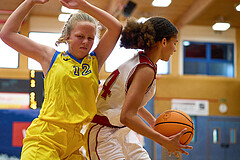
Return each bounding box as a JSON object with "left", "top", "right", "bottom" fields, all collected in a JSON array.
[
  {"left": 139, "top": 53, "right": 157, "bottom": 72},
  {"left": 92, "top": 115, "right": 125, "bottom": 128},
  {"left": 126, "top": 52, "right": 157, "bottom": 93}
]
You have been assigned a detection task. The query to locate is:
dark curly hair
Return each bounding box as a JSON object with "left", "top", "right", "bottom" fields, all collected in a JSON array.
[{"left": 120, "top": 17, "right": 178, "bottom": 50}]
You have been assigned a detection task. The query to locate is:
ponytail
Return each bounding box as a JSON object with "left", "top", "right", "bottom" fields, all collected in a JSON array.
[
  {"left": 120, "top": 17, "right": 178, "bottom": 50},
  {"left": 120, "top": 19, "right": 156, "bottom": 50}
]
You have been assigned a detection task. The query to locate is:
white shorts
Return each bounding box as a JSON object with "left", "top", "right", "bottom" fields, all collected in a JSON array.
[{"left": 87, "top": 123, "right": 151, "bottom": 160}]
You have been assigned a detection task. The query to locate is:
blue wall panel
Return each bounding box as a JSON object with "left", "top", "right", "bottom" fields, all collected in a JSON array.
[
  {"left": 182, "top": 116, "right": 208, "bottom": 160},
  {"left": 0, "top": 109, "right": 39, "bottom": 157},
  {"left": 143, "top": 97, "right": 155, "bottom": 159}
]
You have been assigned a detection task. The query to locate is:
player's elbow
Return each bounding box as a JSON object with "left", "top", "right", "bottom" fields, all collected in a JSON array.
[
  {"left": 120, "top": 111, "right": 132, "bottom": 126},
  {"left": 117, "top": 24, "right": 123, "bottom": 35},
  {"left": 0, "top": 31, "right": 6, "bottom": 41},
  {"left": 120, "top": 114, "right": 128, "bottom": 126},
  {"left": 109, "top": 23, "right": 122, "bottom": 38},
  {"left": 0, "top": 30, "right": 12, "bottom": 44},
  {"left": 112, "top": 22, "right": 122, "bottom": 33}
]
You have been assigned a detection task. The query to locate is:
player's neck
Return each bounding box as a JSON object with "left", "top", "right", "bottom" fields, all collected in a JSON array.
[{"left": 144, "top": 46, "right": 161, "bottom": 64}]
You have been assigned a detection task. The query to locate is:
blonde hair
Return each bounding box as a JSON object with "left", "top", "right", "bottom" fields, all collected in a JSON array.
[{"left": 55, "top": 11, "right": 99, "bottom": 46}]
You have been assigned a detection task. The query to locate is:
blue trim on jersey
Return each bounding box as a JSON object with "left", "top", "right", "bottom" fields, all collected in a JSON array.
[
  {"left": 66, "top": 50, "right": 83, "bottom": 64},
  {"left": 45, "top": 51, "right": 60, "bottom": 78},
  {"left": 90, "top": 51, "right": 96, "bottom": 56}
]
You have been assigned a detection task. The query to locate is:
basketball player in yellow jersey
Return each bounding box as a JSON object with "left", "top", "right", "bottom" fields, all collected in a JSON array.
[{"left": 0, "top": 0, "right": 122, "bottom": 159}]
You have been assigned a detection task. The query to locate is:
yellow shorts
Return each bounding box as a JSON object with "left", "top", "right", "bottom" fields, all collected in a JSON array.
[{"left": 21, "top": 118, "right": 86, "bottom": 160}]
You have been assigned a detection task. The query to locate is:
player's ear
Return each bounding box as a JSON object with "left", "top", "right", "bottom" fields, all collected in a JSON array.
[
  {"left": 66, "top": 36, "right": 71, "bottom": 44},
  {"left": 162, "top": 38, "right": 167, "bottom": 47}
]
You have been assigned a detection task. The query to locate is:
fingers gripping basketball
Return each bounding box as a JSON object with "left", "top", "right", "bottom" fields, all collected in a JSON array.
[{"left": 154, "top": 109, "right": 195, "bottom": 145}]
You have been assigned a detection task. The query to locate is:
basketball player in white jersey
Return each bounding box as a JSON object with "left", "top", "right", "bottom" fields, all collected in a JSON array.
[{"left": 86, "top": 17, "right": 193, "bottom": 159}]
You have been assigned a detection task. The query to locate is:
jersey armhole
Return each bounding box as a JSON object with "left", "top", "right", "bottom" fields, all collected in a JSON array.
[
  {"left": 125, "top": 63, "right": 156, "bottom": 94},
  {"left": 90, "top": 51, "right": 96, "bottom": 56},
  {"left": 44, "top": 51, "right": 60, "bottom": 78}
]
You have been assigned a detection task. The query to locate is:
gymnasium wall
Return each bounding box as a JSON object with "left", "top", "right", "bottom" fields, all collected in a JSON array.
[
  {"left": 0, "top": 16, "right": 240, "bottom": 116},
  {"left": 0, "top": 16, "right": 64, "bottom": 80},
  {"left": 154, "top": 26, "right": 240, "bottom": 116}
]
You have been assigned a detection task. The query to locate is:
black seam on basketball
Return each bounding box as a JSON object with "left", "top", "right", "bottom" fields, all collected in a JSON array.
[
  {"left": 183, "top": 131, "right": 193, "bottom": 135},
  {"left": 155, "top": 122, "right": 194, "bottom": 130},
  {"left": 182, "top": 132, "right": 193, "bottom": 145},
  {"left": 169, "top": 110, "right": 193, "bottom": 125}
]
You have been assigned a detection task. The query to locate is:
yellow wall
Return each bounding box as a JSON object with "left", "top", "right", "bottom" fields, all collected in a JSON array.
[{"left": 154, "top": 75, "right": 240, "bottom": 116}]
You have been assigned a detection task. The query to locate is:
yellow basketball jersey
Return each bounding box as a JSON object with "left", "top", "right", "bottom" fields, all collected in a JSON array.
[{"left": 39, "top": 51, "right": 99, "bottom": 124}]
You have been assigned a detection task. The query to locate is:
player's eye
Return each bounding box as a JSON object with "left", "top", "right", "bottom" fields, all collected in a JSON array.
[{"left": 88, "top": 37, "right": 94, "bottom": 41}]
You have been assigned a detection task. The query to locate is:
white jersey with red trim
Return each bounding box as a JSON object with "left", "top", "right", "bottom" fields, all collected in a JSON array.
[{"left": 97, "top": 53, "right": 157, "bottom": 127}]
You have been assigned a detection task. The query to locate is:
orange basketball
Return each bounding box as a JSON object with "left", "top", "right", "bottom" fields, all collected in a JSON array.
[{"left": 154, "top": 109, "right": 195, "bottom": 145}]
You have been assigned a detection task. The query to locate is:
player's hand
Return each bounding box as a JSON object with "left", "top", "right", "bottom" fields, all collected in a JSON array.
[
  {"left": 31, "top": 0, "right": 49, "bottom": 5},
  {"left": 164, "top": 128, "right": 193, "bottom": 157},
  {"left": 59, "top": 0, "right": 86, "bottom": 10}
]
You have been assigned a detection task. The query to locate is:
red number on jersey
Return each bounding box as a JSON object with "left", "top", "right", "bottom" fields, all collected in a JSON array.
[{"left": 101, "top": 69, "right": 120, "bottom": 99}]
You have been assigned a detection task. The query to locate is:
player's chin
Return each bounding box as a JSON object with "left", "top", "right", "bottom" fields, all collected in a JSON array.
[
  {"left": 163, "top": 57, "right": 170, "bottom": 62},
  {"left": 78, "top": 50, "right": 90, "bottom": 56}
]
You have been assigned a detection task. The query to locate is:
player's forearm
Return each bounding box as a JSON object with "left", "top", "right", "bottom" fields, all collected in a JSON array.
[
  {"left": 138, "top": 107, "right": 156, "bottom": 128},
  {"left": 78, "top": 1, "right": 122, "bottom": 32},
  {"left": 120, "top": 113, "right": 169, "bottom": 146}
]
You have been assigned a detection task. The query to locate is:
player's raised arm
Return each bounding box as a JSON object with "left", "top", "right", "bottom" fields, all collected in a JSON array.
[{"left": 0, "top": 0, "right": 55, "bottom": 74}]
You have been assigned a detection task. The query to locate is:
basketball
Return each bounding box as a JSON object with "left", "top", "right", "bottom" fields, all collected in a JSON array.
[{"left": 154, "top": 109, "right": 195, "bottom": 145}]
